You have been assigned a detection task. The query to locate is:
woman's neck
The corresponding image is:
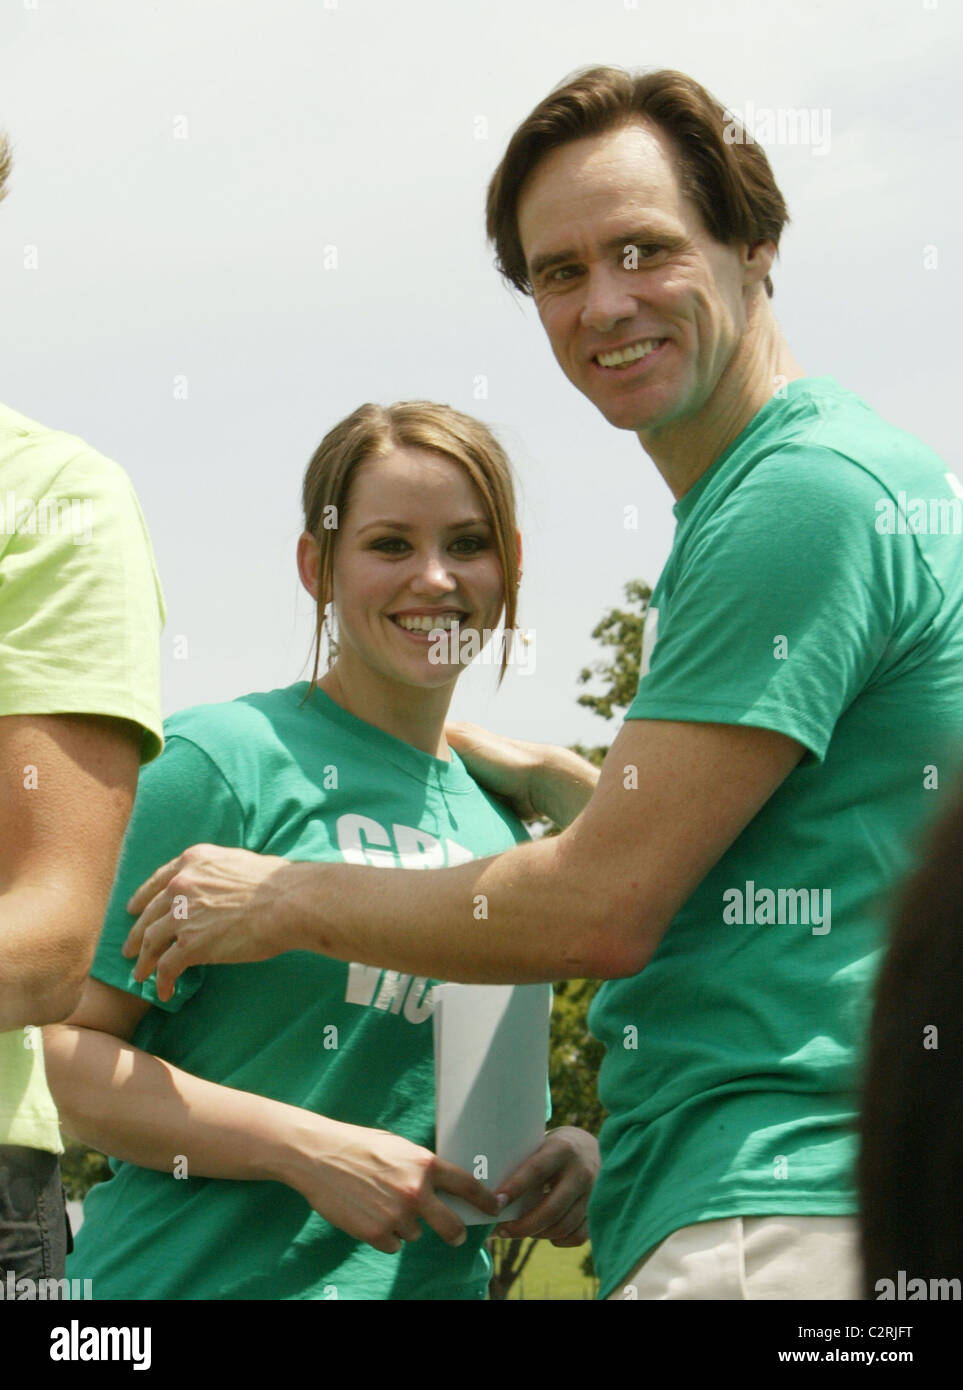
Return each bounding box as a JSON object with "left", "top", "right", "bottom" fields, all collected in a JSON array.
[{"left": 315, "top": 660, "right": 455, "bottom": 761}]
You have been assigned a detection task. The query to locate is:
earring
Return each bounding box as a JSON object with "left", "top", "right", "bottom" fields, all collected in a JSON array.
[{"left": 323, "top": 603, "right": 338, "bottom": 667}]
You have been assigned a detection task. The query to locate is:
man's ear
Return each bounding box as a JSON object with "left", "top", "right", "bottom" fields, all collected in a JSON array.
[
  {"left": 743, "top": 239, "right": 776, "bottom": 288},
  {"left": 297, "top": 531, "right": 321, "bottom": 600}
]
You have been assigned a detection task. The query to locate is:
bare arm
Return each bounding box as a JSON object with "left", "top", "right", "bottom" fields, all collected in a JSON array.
[
  {"left": 445, "top": 721, "right": 600, "bottom": 827},
  {"left": 125, "top": 718, "right": 805, "bottom": 993},
  {"left": 43, "top": 979, "right": 500, "bottom": 1252},
  {"left": 0, "top": 713, "right": 141, "bottom": 1030}
]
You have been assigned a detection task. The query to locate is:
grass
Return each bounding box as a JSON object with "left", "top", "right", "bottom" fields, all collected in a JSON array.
[{"left": 502, "top": 1239, "right": 599, "bottom": 1301}]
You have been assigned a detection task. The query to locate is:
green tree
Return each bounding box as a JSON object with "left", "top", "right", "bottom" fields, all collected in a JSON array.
[
  {"left": 571, "top": 577, "right": 652, "bottom": 766},
  {"left": 60, "top": 1137, "right": 111, "bottom": 1202},
  {"left": 488, "top": 578, "right": 652, "bottom": 1298}
]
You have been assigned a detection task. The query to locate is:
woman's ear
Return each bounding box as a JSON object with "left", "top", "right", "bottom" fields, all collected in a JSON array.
[{"left": 297, "top": 531, "right": 321, "bottom": 600}]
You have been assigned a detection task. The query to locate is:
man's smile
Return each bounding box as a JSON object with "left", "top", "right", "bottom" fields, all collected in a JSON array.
[{"left": 590, "top": 337, "right": 670, "bottom": 373}]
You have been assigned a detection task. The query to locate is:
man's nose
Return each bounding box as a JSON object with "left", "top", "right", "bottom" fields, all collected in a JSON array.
[{"left": 579, "top": 264, "right": 637, "bottom": 334}]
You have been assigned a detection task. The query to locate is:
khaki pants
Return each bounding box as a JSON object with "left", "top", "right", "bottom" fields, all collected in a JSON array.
[{"left": 608, "top": 1215, "right": 862, "bottom": 1300}]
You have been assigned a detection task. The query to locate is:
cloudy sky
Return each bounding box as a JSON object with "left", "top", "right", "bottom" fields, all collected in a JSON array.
[{"left": 2, "top": 0, "right": 959, "bottom": 748}]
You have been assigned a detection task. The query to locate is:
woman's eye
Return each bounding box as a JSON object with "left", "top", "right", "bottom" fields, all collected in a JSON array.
[{"left": 370, "top": 536, "right": 487, "bottom": 555}]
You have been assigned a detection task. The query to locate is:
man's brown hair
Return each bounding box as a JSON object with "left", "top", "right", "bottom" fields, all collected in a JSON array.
[
  {"left": 486, "top": 66, "right": 790, "bottom": 298},
  {"left": 0, "top": 131, "right": 12, "bottom": 205}
]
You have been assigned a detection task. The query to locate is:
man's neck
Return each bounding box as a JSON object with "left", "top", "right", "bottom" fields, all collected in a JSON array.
[{"left": 638, "top": 311, "right": 806, "bottom": 502}]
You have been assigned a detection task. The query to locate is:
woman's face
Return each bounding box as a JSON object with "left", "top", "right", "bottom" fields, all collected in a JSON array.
[{"left": 312, "top": 446, "right": 507, "bottom": 691}]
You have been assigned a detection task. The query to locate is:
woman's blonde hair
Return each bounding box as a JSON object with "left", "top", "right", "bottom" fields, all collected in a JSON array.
[{"left": 301, "top": 401, "right": 520, "bottom": 690}]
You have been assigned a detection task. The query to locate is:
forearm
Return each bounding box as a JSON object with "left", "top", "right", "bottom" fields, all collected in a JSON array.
[
  {"left": 279, "top": 830, "right": 644, "bottom": 983},
  {"left": 531, "top": 746, "right": 600, "bottom": 828},
  {"left": 42, "top": 1023, "right": 318, "bottom": 1184},
  {"left": 0, "top": 886, "right": 95, "bottom": 1031}
]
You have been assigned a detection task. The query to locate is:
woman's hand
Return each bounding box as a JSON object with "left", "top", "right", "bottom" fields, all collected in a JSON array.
[
  {"left": 445, "top": 721, "right": 542, "bottom": 820},
  {"left": 492, "top": 1126, "right": 600, "bottom": 1247},
  {"left": 446, "top": 722, "right": 600, "bottom": 829},
  {"left": 279, "top": 1117, "right": 503, "bottom": 1255}
]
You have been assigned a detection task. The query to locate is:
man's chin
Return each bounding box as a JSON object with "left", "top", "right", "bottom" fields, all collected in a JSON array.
[{"left": 593, "top": 396, "right": 666, "bottom": 434}]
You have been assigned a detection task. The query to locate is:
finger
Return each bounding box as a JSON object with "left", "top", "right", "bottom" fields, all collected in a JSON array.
[
  {"left": 525, "top": 1197, "right": 590, "bottom": 1245},
  {"left": 128, "top": 902, "right": 179, "bottom": 980},
  {"left": 497, "top": 1191, "right": 574, "bottom": 1240},
  {"left": 123, "top": 893, "right": 173, "bottom": 966},
  {"left": 417, "top": 1191, "right": 469, "bottom": 1248},
  {"left": 434, "top": 1161, "right": 502, "bottom": 1219},
  {"left": 153, "top": 938, "right": 195, "bottom": 1002},
  {"left": 125, "top": 854, "right": 185, "bottom": 918},
  {"left": 495, "top": 1145, "right": 563, "bottom": 1205},
  {"left": 374, "top": 1216, "right": 422, "bottom": 1250},
  {"left": 551, "top": 1221, "right": 589, "bottom": 1247},
  {"left": 496, "top": 1172, "right": 586, "bottom": 1239},
  {"left": 367, "top": 1232, "right": 403, "bottom": 1256}
]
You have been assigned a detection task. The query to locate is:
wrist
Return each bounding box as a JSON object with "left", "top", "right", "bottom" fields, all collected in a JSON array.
[
  {"left": 270, "top": 858, "right": 327, "bottom": 954},
  {"left": 266, "top": 1107, "right": 343, "bottom": 1191},
  {"left": 531, "top": 746, "right": 598, "bottom": 825}
]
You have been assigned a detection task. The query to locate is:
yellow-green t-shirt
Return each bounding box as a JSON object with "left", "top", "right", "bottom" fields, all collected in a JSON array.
[{"left": 0, "top": 401, "right": 165, "bottom": 1152}]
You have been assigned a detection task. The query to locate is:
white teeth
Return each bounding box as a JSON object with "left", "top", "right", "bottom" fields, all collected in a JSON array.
[
  {"left": 596, "top": 338, "right": 662, "bottom": 368},
  {"left": 394, "top": 614, "right": 461, "bottom": 632}
]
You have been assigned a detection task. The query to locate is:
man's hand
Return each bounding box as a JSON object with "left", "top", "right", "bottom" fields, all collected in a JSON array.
[
  {"left": 492, "top": 1126, "right": 600, "bottom": 1246},
  {"left": 122, "top": 844, "right": 293, "bottom": 1001}
]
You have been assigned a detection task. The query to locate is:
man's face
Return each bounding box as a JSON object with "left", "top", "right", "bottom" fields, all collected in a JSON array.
[{"left": 517, "top": 122, "right": 761, "bottom": 436}]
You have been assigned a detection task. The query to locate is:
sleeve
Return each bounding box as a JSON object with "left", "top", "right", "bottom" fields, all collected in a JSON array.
[
  {"left": 626, "top": 448, "right": 908, "bottom": 762},
  {"left": 89, "top": 733, "right": 247, "bottom": 1012},
  {"left": 0, "top": 449, "right": 166, "bottom": 763}
]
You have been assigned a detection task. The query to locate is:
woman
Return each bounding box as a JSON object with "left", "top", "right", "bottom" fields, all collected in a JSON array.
[{"left": 45, "top": 402, "right": 599, "bottom": 1300}]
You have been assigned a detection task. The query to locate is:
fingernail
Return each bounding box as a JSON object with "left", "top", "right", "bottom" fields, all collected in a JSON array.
[{"left": 495, "top": 1193, "right": 509, "bottom": 1209}]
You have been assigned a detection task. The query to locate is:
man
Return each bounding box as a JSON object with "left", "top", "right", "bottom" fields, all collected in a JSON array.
[
  {"left": 122, "top": 68, "right": 963, "bottom": 1300},
  {"left": 0, "top": 131, "right": 165, "bottom": 1292}
]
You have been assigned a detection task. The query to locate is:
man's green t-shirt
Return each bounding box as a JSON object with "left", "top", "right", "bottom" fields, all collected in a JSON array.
[
  {"left": 587, "top": 378, "right": 963, "bottom": 1298},
  {"left": 67, "top": 683, "right": 531, "bottom": 1301},
  {"left": 0, "top": 402, "right": 165, "bottom": 1153}
]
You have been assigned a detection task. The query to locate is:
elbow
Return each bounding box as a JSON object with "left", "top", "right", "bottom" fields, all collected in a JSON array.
[
  {"left": 581, "top": 908, "right": 660, "bottom": 981},
  {"left": 551, "top": 839, "right": 663, "bottom": 980},
  {"left": 28, "top": 976, "right": 87, "bottom": 1027},
  {"left": 45, "top": 979, "right": 88, "bottom": 1025},
  {"left": 25, "top": 943, "right": 92, "bottom": 1026}
]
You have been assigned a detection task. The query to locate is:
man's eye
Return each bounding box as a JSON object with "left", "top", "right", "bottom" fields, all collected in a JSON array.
[
  {"left": 547, "top": 264, "right": 580, "bottom": 284},
  {"left": 623, "top": 244, "right": 662, "bottom": 266}
]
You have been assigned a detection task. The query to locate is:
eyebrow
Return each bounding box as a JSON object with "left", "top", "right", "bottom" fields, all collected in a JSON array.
[
  {"left": 528, "top": 229, "right": 677, "bottom": 280},
  {"left": 355, "top": 517, "right": 492, "bottom": 535}
]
